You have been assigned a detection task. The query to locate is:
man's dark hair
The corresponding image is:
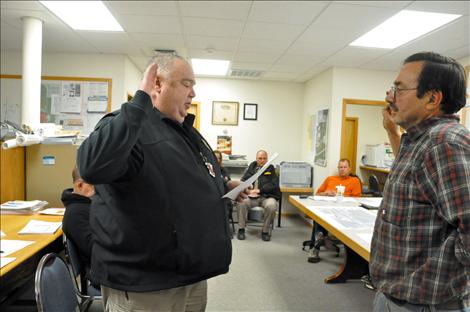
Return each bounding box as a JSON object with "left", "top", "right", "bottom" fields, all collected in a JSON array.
[{"left": 404, "top": 52, "right": 466, "bottom": 114}]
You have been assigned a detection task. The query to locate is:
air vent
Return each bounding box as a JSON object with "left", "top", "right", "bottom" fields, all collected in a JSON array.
[{"left": 229, "top": 69, "right": 264, "bottom": 78}]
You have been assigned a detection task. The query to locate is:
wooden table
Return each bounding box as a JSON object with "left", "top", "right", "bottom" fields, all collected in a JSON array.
[
  {"left": 278, "top": 187, "right": 313, "bottom": 227},
  {"left": 289, "top": 195, "right": 377, "bottom": 283},
  {"left": 0, "top": 214, "right": 64, "bottom": 306}
]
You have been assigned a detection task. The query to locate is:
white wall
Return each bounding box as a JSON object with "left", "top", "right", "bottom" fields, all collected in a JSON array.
[
  {"left": 194, "top": 78, "right": 304, "bottom": 164},
  {"left": 302, "top": 67, "right": 396, "bottom": 191},
  {"left": 124, "top": 57, "right": 142, "bottom": 100},
  {"left": 300, "top": 68, "right": 333, "bottom": 189}
]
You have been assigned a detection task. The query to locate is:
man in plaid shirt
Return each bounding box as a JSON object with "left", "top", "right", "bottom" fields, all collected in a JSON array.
[{"left": 370, "top": 52, "right": 470, "bottom": 311}]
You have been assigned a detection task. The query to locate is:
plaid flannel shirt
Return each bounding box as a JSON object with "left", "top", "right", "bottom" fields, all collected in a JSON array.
[{"left": 370, "top": 115, "right": 470, "bottom": 305}]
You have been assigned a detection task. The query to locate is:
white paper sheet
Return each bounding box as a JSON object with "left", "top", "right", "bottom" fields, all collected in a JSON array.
[
  {"left": 0, "top": 240, "right": 35, "bottom": 256},
  {"left": 0, "top": 257, "right": 16, "bottom": 268},
  {"left": 18, "top": 220, "right": 62, "bottom": 235},
  {"left": 39, "top": 208, "right": 65, "bottom": 216},
  {"left": 222, "top": 152, "right": 279, "bottom": 200},
  {"left": 310, "top": 195, "right": 358, "bottom": 203}
]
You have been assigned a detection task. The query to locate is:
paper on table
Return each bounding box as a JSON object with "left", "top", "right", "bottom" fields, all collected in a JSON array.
[
  {"left": 39, "top": 208, "right": 65, "bottom": 216},
  {"left": 0, "top": 240, "right": 35, "bottom": 256},
  {"left": 0, "top": 257, "right": 16, "bottom": 268},
  {"left": 310, "top": 196, "right": 358, "bottom": 203},
  {"left": 1, "top": 230, "right": 5, "bottom": 237},
  {"left": 222, "top": 152, "right": 279, "bottom": 200},
  {"left": 358, "top": 197, "right": 382, "bottom": 209},
  {"left": 18, "top": 220, "right": 62, "bottom": 235}
]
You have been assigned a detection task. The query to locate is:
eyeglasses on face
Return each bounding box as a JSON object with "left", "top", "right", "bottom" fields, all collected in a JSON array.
[{"left": 389, "top": 86, "right": 418, "bottom": 100}]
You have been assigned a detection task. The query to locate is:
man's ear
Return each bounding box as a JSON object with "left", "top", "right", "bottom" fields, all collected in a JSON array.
[
  {"left": 425, "top": 90, "right": 442, "bottom": 111},
  {"left": 154, "top": 75, "right": 162, "bottom": 93}
]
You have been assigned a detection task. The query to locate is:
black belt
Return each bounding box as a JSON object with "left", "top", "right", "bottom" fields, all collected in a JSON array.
[{"left": 386, "top": 294, "right": 469, "bottom": 311}]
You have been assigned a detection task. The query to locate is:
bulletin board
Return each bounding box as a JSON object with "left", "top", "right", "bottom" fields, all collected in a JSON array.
[{"left": 1, "top": 75, "right": 112, "bottom": 134}]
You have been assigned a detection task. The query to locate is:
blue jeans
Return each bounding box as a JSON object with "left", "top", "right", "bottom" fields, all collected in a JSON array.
[{"left": 373, "top": 291, "right": 470, "bottom": 312}]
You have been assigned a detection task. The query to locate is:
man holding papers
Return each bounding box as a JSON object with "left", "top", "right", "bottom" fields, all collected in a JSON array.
[{"left": 236, "top": 150, "right": 281, "bottom": 242}]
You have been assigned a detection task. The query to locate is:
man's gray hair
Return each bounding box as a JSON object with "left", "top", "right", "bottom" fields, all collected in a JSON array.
[{"left": 147, "top": 53, "right": 190, "bottom": 80}]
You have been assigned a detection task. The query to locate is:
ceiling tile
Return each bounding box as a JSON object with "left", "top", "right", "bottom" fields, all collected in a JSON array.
[
  {"left": 447, "top": 45, "right": 470, "bottom": 60},
  {"left": 1, "top": 8, "right": 65, "bottom": 30},
  {"left": 398, "top": 16, "right": 469, "bottom": 54},
  {"left": 188, "top": 49, "right": 233, "bottom": 60},
  {"left": 298, "top": 3, "right": 396, "bottom": 44},
  {"left": 275, "top": 53, "right": 324, "bottom": 66},
  {"left": 242, "top": 22, "right": 304, "bottom": 41},
  {"left": 77, "top": 32, "right": 142, "bottom": 55},
  {"left": 3, "top": 1, "right": 46, "bottom": 11},
  {"left": 285, "top": 40, "right": 343, "bottom": 58},
  {"left": 237, "top": 38, "right": 291, "bottom": 54},
  {"left": 185, "top": 35, "right": 239, "bottom": 52},
  {"left": 105, "top": 1, "right": 179, "bottom": 16},
  {"left": 118, "top": 14, "right": 182, "bottom": 34},
  {"left": 178, "top": 1, "right": 251, "bottom": 20},
  {"left": 320, "top": 46, "right": 390, "bottom": 68},
  {"left": 42, "top": 29, "right": 99, "bottom": 54},
  {"left": 333, "top": 1, "right": 410, "bottom": 9},
  {"left": 406, "top": 1, "right": 470, "bottom": 15},
  {"left": 182, "top": 17, "right": 244, "bottom": 37},
  {"left": 248, "top": 1, "right": 329, "bottom": 25},
  {"left": 231, "top": 62, "right": 271, "bottom": 71},
  {"left": 130, "top": 33, "right": 186, "bottom": 53},
  {"left": 269, "top": 64, "right": 309, "bottom": 73},
  {"left": 233, "top": 52, "right": 281, "bottom": 63},
  {"left": 262, "top": 71, "right": 299, "bottom": 81}
]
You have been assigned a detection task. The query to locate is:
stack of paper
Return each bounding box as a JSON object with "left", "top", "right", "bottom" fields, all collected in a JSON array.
[
  {"left": 1, "top": 200, "right": 48, "bottom": 214},
  {"left": 18, "top": 220, "right": 62, "bottom": 235},
  {"left": 358, "top": 197, "right": 383, "bottom": 210}
]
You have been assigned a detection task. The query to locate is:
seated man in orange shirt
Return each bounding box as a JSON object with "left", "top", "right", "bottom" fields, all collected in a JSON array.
[{"left": 307, "top": 158, "right": 361, "bottom": 263}]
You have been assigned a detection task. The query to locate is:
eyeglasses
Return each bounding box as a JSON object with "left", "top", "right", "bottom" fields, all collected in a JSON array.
[{"left": 389, "top": 86, "right": 418, "bottom": 100}]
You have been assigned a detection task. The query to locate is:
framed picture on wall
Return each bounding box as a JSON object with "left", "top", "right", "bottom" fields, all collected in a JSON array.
[
  {"left": 212, "top": 101, "right": 239, "bottom": 125},
  {"left": 243, "top": 103, "right": 258, "bottom": 120}
]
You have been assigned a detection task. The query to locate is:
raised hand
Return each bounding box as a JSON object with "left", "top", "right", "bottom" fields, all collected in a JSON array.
[{"left": 139, "top": 63, "right": 158, "bottom": 97}]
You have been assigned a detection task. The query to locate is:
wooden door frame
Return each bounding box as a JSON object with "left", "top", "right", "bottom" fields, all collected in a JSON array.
[
  {"left": 342, "top": 117, "right": 358, "bottom": 173},
  {"left": 340, "top": 98, "right": 387, "bottom": 173},
  {"left": 190, "top": 101, "right": 201, "bottom": 131}
]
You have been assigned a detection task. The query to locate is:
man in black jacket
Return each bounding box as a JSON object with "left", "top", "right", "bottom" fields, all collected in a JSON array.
[
  {"left": 237, "top": 150, "right": 281, "bottom": 241},
  {"left": 77, "top": 54, "right": 237, "bottom": 311}
]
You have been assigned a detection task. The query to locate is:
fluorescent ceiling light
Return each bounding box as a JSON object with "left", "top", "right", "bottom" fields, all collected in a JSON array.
[
  {"left": 191, "top": 59, "right": 230, "bottom": 76},
  {"left": 350, "top": 10, "right": 461, "bottom": 49},
  {"left": 40, "top": 1, "right": 123, "bottom": 31}
]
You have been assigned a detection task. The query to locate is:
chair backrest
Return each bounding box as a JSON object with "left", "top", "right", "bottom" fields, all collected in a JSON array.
[
  {"left": 369, "top": 175, "right": 382, "bottom": 196},
  {"left": 65, "top": 237, "right": 101, "bottom": 297},
  {"left": 35, "top": 253, "right": 80, "bottom": 312}
]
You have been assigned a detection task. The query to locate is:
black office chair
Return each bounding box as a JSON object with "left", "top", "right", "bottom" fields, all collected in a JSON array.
[
  {"left": 35, "top": 253, "right": 95, "bottom": 312},
  {"left": 368, "top": 174, "right": 382, "bottom": 197},
  {"left": 65, "top": 238, "right": 101, "bottom": 298}
]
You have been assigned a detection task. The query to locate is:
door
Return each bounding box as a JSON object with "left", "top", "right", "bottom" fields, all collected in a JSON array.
[
  {"left": 188, "top": 101, "right": 200, "bottom": 131},
  {"left": 341, "top": 117, "right": 358, "bottom": 174}
]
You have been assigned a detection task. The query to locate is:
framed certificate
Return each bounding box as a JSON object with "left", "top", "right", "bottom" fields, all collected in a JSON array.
[
  {"left": 212, "top": 101, "right": 239, "bottom": 125},
  {"left": 243, "top": 103, "right": 258, "bottom": 120}
]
